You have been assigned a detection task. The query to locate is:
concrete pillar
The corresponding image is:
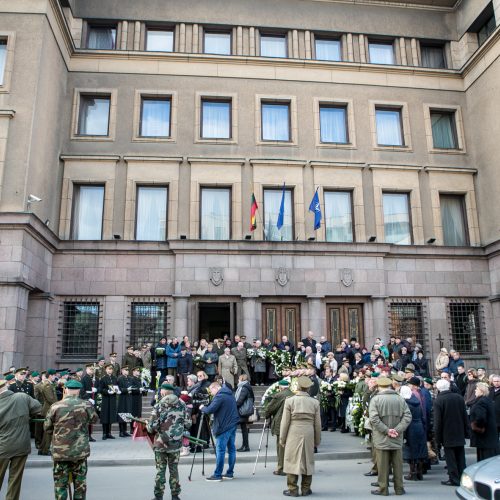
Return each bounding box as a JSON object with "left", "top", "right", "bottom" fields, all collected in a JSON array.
[
  {"left": 249, "top": 27, "right": 256, "bottom": 56},
  {"left": 305, "top": 30, "right": 312, "bottom": 59},
  {"left": 292, "top": 30, "right": 299, "bottom": 58},
  {"left": 307, "top": 296, "right": 324, "bottom": 338},
  {"left": 347, "top": 33, "right": 354, "bottom": 62},
  {"left": 242, "top": 295, "right": 258, "bottom": 340},
  {"left": 192, "top": 24, "right": 199, "bottom": 53},
  {"left": 410, "top": 38, "right": 419, "bottom": 66},
  {"left": 359, "top": 34, "right": 366, "bottom": 63},
  {"left": 370, "top": 296, "right": 387, "bottom": 347},
  {"left": 133, "top": 21, "right": 140, "bottom": 51},
  {"left": 0, "top": 285, "right": 29, "bottom": 373},
  {"left": 120, "top": 21, "right": 128, "bottom": 50},
  {"left": 237, "top": 26, "right": 243, "bottom": 55},
  {"left": 179, "top": 23, "right": 186, "bottom": 52},
  {"left": 399, "top": 38, "right": 407, "bottom": 65},
  {"left": 173, "top": 295, "right": 189, "bottom": 339},
  {"left": 24, "top": 293, "right": 52, "bottom": 370}
]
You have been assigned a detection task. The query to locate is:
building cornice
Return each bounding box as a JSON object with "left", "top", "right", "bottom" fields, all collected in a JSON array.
[
  {"left": 310, "top": 161, "right": 366, "bottom": 169},
  {"left": 187, "top": 157, "right": 246, "bottom": 165},
  {"left": 424, "top": 166, "right": 477, "bottom": 174},
  {"left": 250, "top": 159, "right": 307, "bottom": 167},
  {"left": 60, "top": 155, "right": 121, "bottom": 162},
  {"left": 369, "top": 163, "right": 422, "bottom": 171},
  {"left": 123, "top": 156, "right": 183, "bottom": 163}
]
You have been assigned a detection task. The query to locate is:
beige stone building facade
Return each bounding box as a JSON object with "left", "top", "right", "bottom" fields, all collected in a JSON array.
[{"left": 0, "top": 0, "right": 499, "bottom": 372}]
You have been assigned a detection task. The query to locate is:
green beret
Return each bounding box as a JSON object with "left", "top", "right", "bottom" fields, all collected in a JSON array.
[
  {"left": 5, "top": 374, "right": 14, "bottom": 381},
  {"left": 161, "top": 383, "right": 175, "bottom": 391},
  {"left": 65, "top": 379, "right": 83, "bottom": 389},
  {"left": 31, "top": 371, "right": 40, "bottom": 377},
  {"left": 371, "top": 372, "right": 380, "bottom": 378},
  {"left": 477, "top": 366, "right": 486, "bottom": 370},
  {"left": 97, "top": 356, "right": 105, "bottom": 362},
  {"left": 15, "top": 367, "right": 27, "bottom": 374},
  {"left": 75, "top": 367, "right": 83, "bottom": 372},
  {"left": 47, "top": 369, "right": 57, "bottom": 375},
  {"left": 278, "top": 379, "right": 290, "bottom": 386},
  {"left": 423, "top": 377, "right": 433, "bottom": 385},
  {"left": 59, "top": 371, "right": 68, "bottom": 377}
]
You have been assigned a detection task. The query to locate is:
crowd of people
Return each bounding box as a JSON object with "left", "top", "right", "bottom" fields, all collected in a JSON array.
[{"left": 0, "top": 332, "right": 499, "bottom": 500}]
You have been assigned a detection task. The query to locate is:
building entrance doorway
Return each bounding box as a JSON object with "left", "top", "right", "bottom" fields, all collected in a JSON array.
[
  {"left": 262, "top": 303, "right": 301, "bottom": 345},
  {"left": 327, "top": 304, "right": 364, "bottom": 348},
  {"left": 198, "top": 302, "right": 232, "bottom": 341}
]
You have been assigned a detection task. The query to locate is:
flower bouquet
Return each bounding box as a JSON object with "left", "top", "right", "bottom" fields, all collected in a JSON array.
[
  {"left": 319, "top": 380, "right": 333, "bottom": 410},
  {"left": 246, "top": 348, "right": 255, "bottom": 359},
  {"left": 140, "top": 368, "right": 151, "bottom": 389},
  {"left": 155, "top": 347, "right": 166, "bottom": 356},
  {"left": 193, "top": 355, "right": 205, "bottom": 369}
]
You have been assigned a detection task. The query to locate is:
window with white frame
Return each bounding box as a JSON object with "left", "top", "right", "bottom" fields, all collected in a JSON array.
[
  {"left": 87, "top": 25, "right": 117, "bottom": 49},
  {"left": 264, "top": 188, "right": 293, "bottom": 241},
  {"left": 430, "top": 110, "right": 458, "bottom": 149},
  {"left": 324, "top": 191, "right": 353, "bottom": 242},
  {"left": 383, "top": 192, "right": 412, "bottom": 245},
  {"left": 368, "top": 41, "right": 395, "bottom": 64},
  {"left": 260, "top": 34, "right": 287, "bottom": 58},
  {"left": 201, "top": 99, "right": 231, "bottom": 139},
  {"left": 200, "top": 187, "right": 231, "bottom": 240},
  {"left": 77, "top": 95, "right": 111, "bottom": 136},
  {"left": 0, "top": 39, "right": 7, "bottom": 85},
  {"left": 319, "top": 105, "right": 348, "bottom": 143},
  {"left": 261, "top": 101, "right": 290, "bottom": 141},
  {"left": 140, "top": 97, "right": 171, "bottom": 138},
  {"left": 204, "top": 31, "right": 231, "bottom": 55},
  {"left": 71, "top": 185, "right": 105, "bottom": 240},
  {"left": 146, "top": 29, "right": 174, "bottom": 52},
  {"left": 315, "top": 38, "right": 341, "bottom": 61},
  {"left": 375, "top": 107, "right": 404, "bottom": 146},
  {"left": 440, "top": 194, "right": 468, "bottom": 246},
  {"left": 136, "top": 186, "right": 168, "bottom": 241}
]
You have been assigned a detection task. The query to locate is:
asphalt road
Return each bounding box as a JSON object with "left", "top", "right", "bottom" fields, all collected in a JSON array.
[{"left": 3, "top": 457, "right": 459, "bottom": 500}]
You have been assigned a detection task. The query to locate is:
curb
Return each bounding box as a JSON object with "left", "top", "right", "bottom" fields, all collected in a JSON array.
[{"left": 26, "top": 451, "right": 372, "bottom": 468}]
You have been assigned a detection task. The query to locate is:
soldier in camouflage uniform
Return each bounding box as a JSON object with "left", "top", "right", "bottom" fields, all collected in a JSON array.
[
  {"left": 44, "top": 379, "right": 98, "bottom": 500},
  {"left": 146, "top": 382, "right": 190, "bottom": 500}
]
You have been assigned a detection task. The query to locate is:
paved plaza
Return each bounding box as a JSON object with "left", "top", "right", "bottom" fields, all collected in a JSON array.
[{"left": 1, "top": 429, "right": 473, "bottom": 500}]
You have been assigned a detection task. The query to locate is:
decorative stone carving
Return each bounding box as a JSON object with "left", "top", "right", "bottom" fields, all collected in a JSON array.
[
  {"left": 209, "top": 268, "right": 224, "bottom": 286},
  {"left": 341, "top": 268, "right": 354, "bottom": 287},
  {"left": 276, "top": 267, "right": 289, "bottom": 287}
]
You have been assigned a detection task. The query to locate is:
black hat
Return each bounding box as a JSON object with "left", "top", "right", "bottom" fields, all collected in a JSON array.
[{"left": 408, "top": 377, "right": 421, "bottom": 387}]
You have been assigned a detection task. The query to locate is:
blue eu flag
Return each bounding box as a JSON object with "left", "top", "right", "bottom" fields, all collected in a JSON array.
[
  {"left": 309, "top": 188, "right": 322, "bottom": 230},
  {"left": 277, "top": 183, "right": 285, "bottom": 230}
]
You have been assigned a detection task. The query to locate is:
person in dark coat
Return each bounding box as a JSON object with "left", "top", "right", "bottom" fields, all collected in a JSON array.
[
  {"left": 203, "top": 343, "right": 219, "bottom": 382},
  {"left": 470, "top": 382, "right": 499, "bottom": 462},
  {"left": 117, "top": 366, "right": 133, "bottom": 437},
  {"left": 490, "top": 374, "right": 500, "bottom": 441},
  {"left": 234, "top": 374, "right": 254, "bottom": 452},
  {"left": 413, "top": 352, "right": 430, "bottom": 378},
  {"left": 400, "top": 386, "right": 428, "bottom": 481},
  {"left": 98, "top": 364, "right": 119, "bottom": 439},
  {"left": 177, "top": 347, "right": 193, "bottom": 390},
  {"left": 335, "top": 373, "right": 352, "bottom": 433},
  {"left": 155, "top": 337, "right": 169, "bottom": 384},
  {"left": 80, "top": 364, "right": 98, "bottom": 442},
  {"left": 455, "top": 365, "right": 468, "bottom": 397},
  {"left": 129, "top": 367, "right": 143, "bottom": 433},
  {"left": 188, "top": 372, "right": 212, "bottom": 452}
]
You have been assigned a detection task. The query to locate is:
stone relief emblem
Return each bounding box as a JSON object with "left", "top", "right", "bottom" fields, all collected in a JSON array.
[
  {"left": 276, "top": 267, "right": 289, "bottom": 287},
  {"left": 209, "top": 268, "right": 224, "bottom": 286},
  {"left": 341, "top": 268, "right": 354, "bottom": 287}
]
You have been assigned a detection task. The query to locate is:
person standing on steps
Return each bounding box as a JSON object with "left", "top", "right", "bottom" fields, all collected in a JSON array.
[
  {"left": 234, "top": 374, "right": 254, "bottom": 452},
  {"left": 98, "top": 364, "right": 119, "bottom": 440},
  {"left": 280, "top": 376, "right": 321, "bottom": 497}
]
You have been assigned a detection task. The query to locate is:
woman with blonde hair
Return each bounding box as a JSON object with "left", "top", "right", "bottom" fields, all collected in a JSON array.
[
  {"left": 435, "top": 348, "right": 450, "bottom": 373},
  {"left": 470, "top": 382, "right": 498, "bottom": 462}
]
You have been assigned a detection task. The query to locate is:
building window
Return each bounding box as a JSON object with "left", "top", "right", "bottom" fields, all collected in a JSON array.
[
  {"left": 0, "top": 39, "right": 6, "bottom": 85},
  {"left": 87, "top": 25, "right": 117, "bottom": 49},
  {"left": 440, "top": 194, "right": 468, "bottom": 246},
  {"left": 264, "top": 188, "right": 293, "bottom": 241},
  {"left": 315, "top": 38, "right": 341, "bottom": 61},
  {"left": 389, "top": 301, "right": 426, "bottom": 351},
  {"left": 383, "top": 192, "right": 411, "bottom": 245},
  {"left": 319, "top": 105, "right": 348, "bottom": 143},
  {"left": 261, "top": 102, "right": 290, "bottom": 141},
  {"left": 130, "top": 302, "right": 169, "bottom": 346},
  {"left": 62, "top": 302, "right": 100, "bottom": 358},
  {"left": 430, "top": 110, "right": 457, "bottom": 149},
  {"left": 146, "top": 29, "right": 173, "bottom": 52},
  {"left": 368, "top": 41, "right": 395, "bottom": 64},
  {"left": 136, "top": 186, "right": 168, "bottom": 241},
  {"left": 449, "top": 302, "right": 484, "bottom": 354},
  {"left": 375, "top": 107, "right": 404, "bottom": 146},
  {"left": 478, "top": 14, "right": 496, "bottom": 46},
  {"left": 201, "top": 99, "right": 231, "bottom": 139},
  {"left": 200, "top": 187, "right": 231, "bottom": 240},
  {"left": 260, "top": 34, "right": 287, "bottom": 58},
  {"left": 420, "top": 43, "right": 446, "bottom": 68},
  {"left": 324, "top": 191, "right": 353, "bottom": 242},
  {"left": 140, "top": 97, "right": 171, "bottom": 138},
  {"left": 71, "top": 185, "right": 104, "bottom": 240},
  {"left": 204, "top": 31, "right": 231, "bottom": 55},
  {"left": 77, "top": 95, "right": 110, "bottom": 136}
]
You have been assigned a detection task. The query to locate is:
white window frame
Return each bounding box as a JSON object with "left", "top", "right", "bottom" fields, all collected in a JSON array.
[
  {"left": 195, "top": 92, "right": 238, "bottom": 144},
  {"left": 255, "top": 94, "right": 298, "bottom": 146},
  {"left": 0, "top": 33, "right": 15, "bottom": 93},
  {"left": 369, "top": 100, "right": 412, "bottom": 151},
  {"left": 314, "top": 97, "right": 356, "bottom": 149},
  {"left": 423, "top": 104, "right": 466, "bottom": 154}
]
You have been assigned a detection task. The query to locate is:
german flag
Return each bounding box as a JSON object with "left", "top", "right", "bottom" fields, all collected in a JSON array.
[{"left": 250, "top": 193, "right": 258, "bottom": 231}]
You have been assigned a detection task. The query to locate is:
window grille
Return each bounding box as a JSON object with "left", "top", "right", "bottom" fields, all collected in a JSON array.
[
  {"left": 129, "top": 299, "right": 171, "bottom": 347},
  {"left": 388, "top": 300, "right": 427, "bottom": 351},
  {"left": 448, "top": 300, "right": 485, "bottom": 354},
  {"left": 59, "top": 299, "right": 102, "bottom": 359}
]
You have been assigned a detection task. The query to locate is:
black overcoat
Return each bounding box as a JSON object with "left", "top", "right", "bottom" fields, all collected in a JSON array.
[
  {"left": 433, "top": 390, "right": 469, "bottom": 447},
  {"left": 99, "top": 374, "right": 118, "bottom": 424}
]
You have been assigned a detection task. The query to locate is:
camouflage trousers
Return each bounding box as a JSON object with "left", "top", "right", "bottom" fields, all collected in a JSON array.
[
  {"left": 154, "top": 451, "right": 180, "bottom": 497},
  {"left": 53, "top": 459, "right": 88, "bottom": 500}
]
